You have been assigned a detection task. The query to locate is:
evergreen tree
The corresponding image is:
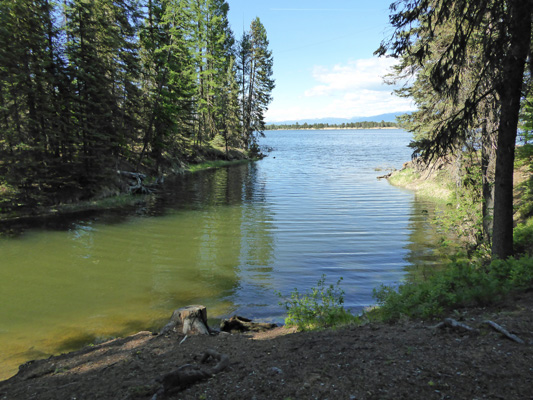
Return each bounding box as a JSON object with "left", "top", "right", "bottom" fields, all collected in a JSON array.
[
  {"left": 0, "top": 0, "right": 251, "bottom": 208},
  {"left": 64, "top": 0, "right": 144, "bottom": 191},
  {"left": 388, "top": 14, "right": 499, "bottom": 244},
  {"left": 218, "top": 58, "right": 242, "bottom": 156},
  {"left": 137, "top": 0, "right": 195, "bottom": 173},
  {"left": 377, "top": 0, "right": 533, "bottom": 259},
  {"left": 238, "top": 17, "right": 275, "bottom": 149},
  {"left": 186, "top": 0, "right": 235, "bottom": 145},
  {"left": 0, "top": 0, "right": 67, "bottom": 203}
]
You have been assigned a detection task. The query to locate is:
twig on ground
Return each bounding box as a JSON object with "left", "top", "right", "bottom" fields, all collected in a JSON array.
[
  {"left": 431, "top": 318, "right": 479, "bottom": 334},
  {"left": 483, "top": 320, "right": 525, "bottom": 344}
]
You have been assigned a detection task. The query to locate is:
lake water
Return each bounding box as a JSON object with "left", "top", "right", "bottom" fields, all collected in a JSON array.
[{"left": 0, "top": 129, "right": 446, "bottom": 380}]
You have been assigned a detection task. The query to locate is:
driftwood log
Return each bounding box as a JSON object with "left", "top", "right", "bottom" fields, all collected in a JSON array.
[
  {"left": 152, "top": 349, "right": 229, "bottom": 399},
  {"left": 377, "top": 171, "right": 394, "bottom": 180},
  {"left": 160, "top": 305, "right": 212, "bottom": 336},
  {"left": 220, "top": 315, "right": 277, "bottom": 333}
]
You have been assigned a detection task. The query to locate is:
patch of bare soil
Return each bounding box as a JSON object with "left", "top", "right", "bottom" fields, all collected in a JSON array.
[{"left": 1, "top": 291, "right": 533, "bottom": 400}]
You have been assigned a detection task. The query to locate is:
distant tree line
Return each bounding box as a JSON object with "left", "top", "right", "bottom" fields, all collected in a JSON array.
[
  {"left": 265, "top": 120, "right": 398, "bottom": 130},
  {"left": 0, "top": 0, "right": 274, "bottom": 207}
]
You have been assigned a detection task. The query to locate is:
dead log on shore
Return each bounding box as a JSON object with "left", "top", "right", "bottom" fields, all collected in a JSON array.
[
  {"left": 377, "top": 172, "right": 394, "bottom": 180},
  {"left": 220, "top": 315, "right": 277, "bottom": 333},
  {"left": 159, "top": 305, "right": 212, "bottom": 336}
]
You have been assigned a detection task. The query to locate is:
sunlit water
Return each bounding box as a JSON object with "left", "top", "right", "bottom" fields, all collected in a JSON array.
[{"left": 0, "top": 129, "right": 446, "bottom": 380}]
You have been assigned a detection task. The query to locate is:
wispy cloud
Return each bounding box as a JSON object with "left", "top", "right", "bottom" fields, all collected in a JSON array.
[
  {"left": 305, "top": 58, "right": 398, "bottom": 97},
  {"left": 265, "top": 57, "right": 415, "bottom": 122}
]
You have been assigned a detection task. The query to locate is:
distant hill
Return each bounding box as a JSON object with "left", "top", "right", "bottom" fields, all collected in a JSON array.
[{"left": 266, "top": 112, "right": 410, "bottom": 126}]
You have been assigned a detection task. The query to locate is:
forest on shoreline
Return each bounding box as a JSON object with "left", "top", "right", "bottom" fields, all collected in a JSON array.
[
  {"left": 0, "top": 0, "right": 274, "bottom": 215},
  {"left": 265, "top": 120, "right": 399, "bottom": 131}
]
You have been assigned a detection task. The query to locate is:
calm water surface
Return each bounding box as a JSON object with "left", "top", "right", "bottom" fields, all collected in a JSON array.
[{"left": 0, "top": 129, "right": 444, "bottom": 379}]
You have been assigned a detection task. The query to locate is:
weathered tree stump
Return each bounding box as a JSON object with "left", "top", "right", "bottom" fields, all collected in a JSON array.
[{"left": 160, "top": 305, "right": 211, "bottom": 335}]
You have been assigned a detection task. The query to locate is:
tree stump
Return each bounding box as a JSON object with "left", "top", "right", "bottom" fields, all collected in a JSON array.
[{"left": 160, "top": 305, "right": 211, "bottom": 335}]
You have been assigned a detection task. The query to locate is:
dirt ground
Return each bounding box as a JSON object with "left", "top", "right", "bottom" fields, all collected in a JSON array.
[{"left": 1, "top": 291, "right": 533, "bottom": 400}]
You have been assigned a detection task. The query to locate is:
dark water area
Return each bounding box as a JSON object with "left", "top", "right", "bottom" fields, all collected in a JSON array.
[{"left": 0, "top": 129, "right": 448, "bottom": 379}]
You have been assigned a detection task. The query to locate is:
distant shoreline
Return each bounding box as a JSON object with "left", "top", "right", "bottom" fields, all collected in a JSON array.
[{"left": 265, "top": 126, "right": 401, "bottom": 131}]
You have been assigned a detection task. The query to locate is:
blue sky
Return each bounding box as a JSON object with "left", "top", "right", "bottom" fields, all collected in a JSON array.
[{"left": 226, "top": 0, "right": 415, "bottom": 122}]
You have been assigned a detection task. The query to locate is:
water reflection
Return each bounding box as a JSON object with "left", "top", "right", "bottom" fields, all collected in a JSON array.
[
  {"left": 0, "top": 130, "right": 455, "bottom": 381},
  {"left": 402, "top": 197, "right": 458, "bottom": 283},
  {"left": 0, "top": 164, "right": 275, "bottom": 380}
]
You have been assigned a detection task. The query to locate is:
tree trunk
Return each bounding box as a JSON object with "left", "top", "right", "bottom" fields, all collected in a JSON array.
[
  {"left": 491, "top": 0, "right": 532, "bottom": 259},
  {"left": 481, "top": 120, "right": 495, "bottom": 244}
]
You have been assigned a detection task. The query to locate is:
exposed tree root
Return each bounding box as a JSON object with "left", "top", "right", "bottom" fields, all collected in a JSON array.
[
  {"left": 151, "top": 349, "right": 229, "bottom": 399},
  {"left": 483, "top": 320, "right": 525, "bottom": 344},
  {"left": 431, "top": 318, "right": 479, "bottom": 334}
]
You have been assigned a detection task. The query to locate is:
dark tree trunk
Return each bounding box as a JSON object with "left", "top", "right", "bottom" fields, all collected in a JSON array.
[
  {"left": 492, "top": 0, "right": 532, "bottom": 259},
  {"left": 481, "top": 113, "right": 496, "bottom": 245}
]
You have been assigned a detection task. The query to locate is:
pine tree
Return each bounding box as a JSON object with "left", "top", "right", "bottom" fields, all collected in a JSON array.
[
  {"left": 0, "top": 0, "right": 252, "bottom": 208},
  {"left": 187, "top": 0, "right": 235, "bottom": 146},
  {"left": 137, "top": 0, "right": 196, "bottom": 173},
  {"left": 378, "top": 0, "right": 532, "bottom": 259},
  {"left": 218, "top": 58, "right": 242, "bottom": 156},
  {"left": 0, "top": 0, "right": 67, "bottom": 204},
  {"left": 238, "top": 17, "right": 275, "bottom": 150}
]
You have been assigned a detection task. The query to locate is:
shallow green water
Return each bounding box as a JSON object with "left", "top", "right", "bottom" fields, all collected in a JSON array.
[{"left": 0, "top": 130, "right": 449, "bottom": 379}]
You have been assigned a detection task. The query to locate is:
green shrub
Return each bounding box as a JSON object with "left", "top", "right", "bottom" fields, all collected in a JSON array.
[
  {"left": 373, "top": 256, "right": 533, "bottom": 322},
  {"left": 514, "top": 218, "right": 533, "bottom": 255},
  {"left": 278, "top": 275, "right": 357, "bottom": 331}
]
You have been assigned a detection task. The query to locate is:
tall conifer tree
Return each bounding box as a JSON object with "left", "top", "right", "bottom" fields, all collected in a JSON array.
[
  {"left": 238, "top": 17, "right": 274, "bottom": 149},
  {"left": 378, "top": 0, "right": 532, "bottom": 259}
]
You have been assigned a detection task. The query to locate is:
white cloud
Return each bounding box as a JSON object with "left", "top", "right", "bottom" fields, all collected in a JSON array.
[
  {"left": 305, "top": 57, "right": 398, "bottom": 97},
  {"left": 265, "top": 57, "right": 415, "bottom": 122}
]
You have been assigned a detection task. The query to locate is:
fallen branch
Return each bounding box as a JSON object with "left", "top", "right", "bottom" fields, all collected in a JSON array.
[
  {"left": 377, "top": 172, "right": 393, "bottom": 180},
  {"left": 431, "top": 318, "right": 479, "bottom": 334},
  {"left": 117, "top": 170, "right": 154, "bottom": 194},
  {"left": 220, "top": 315, "right": 277, "bottom": 333},
  {"left": 483, "top": 320, "right": 525, "bottom": 344},
  {"left": 151, "top": 349, "right": 229, "bottom": 399}
]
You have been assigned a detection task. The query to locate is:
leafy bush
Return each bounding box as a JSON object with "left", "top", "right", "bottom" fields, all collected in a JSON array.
[
  {"left": 373, "top": 256, "right": 533, "bottom": 321},
  {"left": 278, "top": 275, "right": 356, "bottom": 331},
  {"left": 514, "top": 218, "right": 533, "bottom": 255}
]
